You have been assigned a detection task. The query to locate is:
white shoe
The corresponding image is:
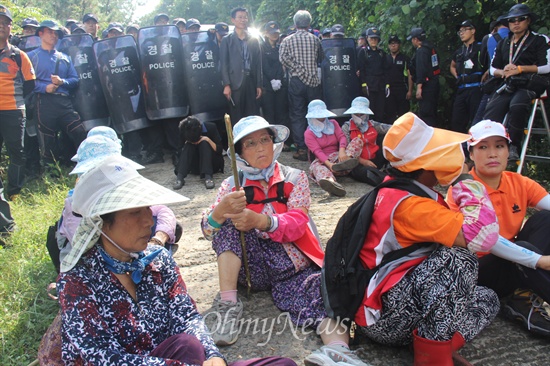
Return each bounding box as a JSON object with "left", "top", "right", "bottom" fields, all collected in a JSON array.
[
  {"left": 211, "top": 293, "right": 243, "bottom": 346},
  {"left": 304, "top": 345, "right": 372, "bottom": 366}
]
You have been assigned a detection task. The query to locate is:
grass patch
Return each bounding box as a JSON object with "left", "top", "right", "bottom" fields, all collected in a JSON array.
[{"left": 0, "top": 167, "right": 75, "bottom": 365}]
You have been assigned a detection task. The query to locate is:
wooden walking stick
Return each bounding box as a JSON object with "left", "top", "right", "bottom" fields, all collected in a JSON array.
[{"left": 224, "top": 114, "right": 252, "bottom": 296}]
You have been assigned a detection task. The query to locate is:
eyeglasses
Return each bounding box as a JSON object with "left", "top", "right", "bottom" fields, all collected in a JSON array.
[
  {"left": 242, "top": 135, "right": 273, "bottom": 149},
  {"left": 508, "top": 16, "right": 528, "bottom": 24},
  {"left": 456, "top": 28, "right": 473, "bottom": 35}
]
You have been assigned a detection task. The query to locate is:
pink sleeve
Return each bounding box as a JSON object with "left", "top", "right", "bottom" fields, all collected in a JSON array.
[
  {"left": 269, "top": 209, "right": 310, "bottom": 243},
  {"left": 151, "top": 205, "right": 177, "bottom": 243},
  {"left": 305, "top": 129, "right": 331, "bottom": 163},
  {"left": 268, "top": 170, "right": 311, "bottom": 242},
  {"left": 451, "top": 180, "right": 499, "bottom": 252}
]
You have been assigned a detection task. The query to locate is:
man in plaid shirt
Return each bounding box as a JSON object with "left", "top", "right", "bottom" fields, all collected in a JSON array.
[{"left": 280, "top": 10, "right": 324, "bottom": 161}]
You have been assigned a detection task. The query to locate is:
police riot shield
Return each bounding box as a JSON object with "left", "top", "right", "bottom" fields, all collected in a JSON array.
[
  {"left": 321, "top": 38, "right": 361, "bottom": 116},
  {"left": 58, "top": 34, "right": 110, "bottom": 131},
  {"left": 17, "top": 35, "right": 41, "bottom": 52},
  {"left": 138, "top": 25, "right": 188, "bottom": 120},
  {"left": 181, "top": 31, "right": 226, "bottom": 122},
  {"left": 93, "top": 35, "right": 153, "bottom": 134}
]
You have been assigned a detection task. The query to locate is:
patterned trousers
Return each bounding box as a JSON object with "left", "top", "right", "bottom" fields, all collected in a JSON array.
[
  {"left": 308, "top": 138, "right": 363, "bottom": 184},
  {"left": 361, "top": 246, "right": 500, "bottom": 345}
]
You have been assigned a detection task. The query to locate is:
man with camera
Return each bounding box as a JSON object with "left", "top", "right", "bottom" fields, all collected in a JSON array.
[{"left": 483, "top": 4, "right": 550, "bottom": 160}]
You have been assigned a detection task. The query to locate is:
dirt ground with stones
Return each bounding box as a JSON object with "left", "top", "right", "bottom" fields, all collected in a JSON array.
[{"left": 142, "top": 150, "right": 550, "bottom": 366}]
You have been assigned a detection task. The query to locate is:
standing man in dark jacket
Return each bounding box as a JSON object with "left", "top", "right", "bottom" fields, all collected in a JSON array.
[
  {"left": 384, "top": 35, "right": 413, "bottom": 123},
  {"left": 357, "top": 27, "right": 387, "bottom": 122},
  {"left": 408, "top": 27, "right": 441, "bottom": 126},
  {"left": 220, "top": 7, "right": 262, "bottom": 124},
  {"left": 450, "top": 20, "right": 485, "bottom": 132},
  {"left": 261, "top": 21, "right": 290, "bottom": 148},
  {"left": 27, "top": 20, "right": 86, "bottom": 168}
]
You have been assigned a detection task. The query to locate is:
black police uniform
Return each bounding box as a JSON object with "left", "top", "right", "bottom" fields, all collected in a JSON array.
[
  {"left": 384, "top": 52, "right": 411, "bottom": 123},
  {"left": 483, "top": 31, "right": 550, "bottom": 149},
  {"left": 357, "top": 46, "right": 387, "bottom": 122},
  {"left": 261, "top": 38, "right": 289, "bottom": 132},
  {"left": 412, "top": 40, "right": 440, "bottom": 126},
  {"left": 450, "top": 41, "right": 484, "bottom": 132}
]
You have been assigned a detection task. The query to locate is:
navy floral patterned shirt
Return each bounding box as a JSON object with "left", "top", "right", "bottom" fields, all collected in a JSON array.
[{"left": 57, "top": 244, "right": 223, "bottom": 365}]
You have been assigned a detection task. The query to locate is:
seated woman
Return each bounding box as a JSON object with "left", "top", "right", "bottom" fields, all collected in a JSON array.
[
  {"left": 50, "top": 130, "right": 181, "bottom": 273},
  {"left": 307, "top": 113, "right": 501, "bottom": 366},
  {"left": 201, "top": 116, "right": 327, "bottom": 347},
  {"left": 342, "top": 96, "right": 389, "bottom": 186},
  {"left": 57, "top": 155, "right": 295, "bottom": 366},
  {"left": 174, "top": 116, "right": 224, "bottom": 190},
  {"left": 446, "top": 120, "right": 550, "bottom": 336},
  {"left": 304, "top": 99, "right": 360, "bottom": 197}
]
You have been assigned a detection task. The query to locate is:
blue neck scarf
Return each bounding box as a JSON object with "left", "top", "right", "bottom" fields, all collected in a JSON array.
[
  {"left": 307, "top": 118, "right": 334, "bottom": 138},
  {"left": 97, "top": 245, "right": 163, "bottom": 284}
]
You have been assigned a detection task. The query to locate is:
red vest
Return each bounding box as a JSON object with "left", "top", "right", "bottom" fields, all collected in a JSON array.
[
  {"left": 232, "top": 164, "right": 324, "bottom": 268},
  {"left": 349, "top": 120, "right": 379, "bottom": 160}
]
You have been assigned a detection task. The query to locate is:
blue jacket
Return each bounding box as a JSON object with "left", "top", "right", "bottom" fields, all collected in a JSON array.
[{"left": 27, "top": 47, "right": 79, "bottom": 95}]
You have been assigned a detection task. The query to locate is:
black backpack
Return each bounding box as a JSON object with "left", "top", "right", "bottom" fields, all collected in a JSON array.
[{"left": 321, "top": 178, "right": 433, "bottom": 323}]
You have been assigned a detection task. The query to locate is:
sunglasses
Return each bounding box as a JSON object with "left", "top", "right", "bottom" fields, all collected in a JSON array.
[
  {"left": 456, "top": 28, "right": 473, "bottom": 35},
  {"left": 508, "top": 16, "right": 528, "bottom": 23}
]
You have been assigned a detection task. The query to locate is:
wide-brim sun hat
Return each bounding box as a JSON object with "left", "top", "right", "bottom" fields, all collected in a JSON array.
[
  {"left": 233, "top": 116, "right": 289, "bottom": 145},
  {"left": 467, "top": 120, "right": 511, "bottom": 149},
  {"left": 383, "top": 112, "right": 470, "bottom": 185},
  {"left": 305, "top": 99, "right": 337, "bottom": 119},
  {"left": 87, "top": 126, "right": 122, "bottom": 146},
  {"left": 61, "top": 155, "right": 189, "bottom": 272},
  {"left": 344, "top": 97, "right": 374, "bottom": 115},
  {"left": 70, "top": 135, "right": 143, "bottom": 175}
]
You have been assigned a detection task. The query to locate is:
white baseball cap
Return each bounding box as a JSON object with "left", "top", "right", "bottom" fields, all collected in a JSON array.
[{"left": 468, "top": 120, "right": 511, "bottom": 149}]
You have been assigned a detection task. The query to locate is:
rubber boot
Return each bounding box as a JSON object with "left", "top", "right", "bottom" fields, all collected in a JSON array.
[
  {"left": 412, "top": 329, "right": 453, "bottom": 366},
  {"left": 450, "top": 332, "right": 473, "bottom": 366}
]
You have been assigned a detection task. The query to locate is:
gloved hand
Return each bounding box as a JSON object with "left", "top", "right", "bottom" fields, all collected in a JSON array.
[
  {"left": 385, "top": 84, "right": 390, "bottom": 98},
  {"left": 452, "top": 180, "right": 499, "bottom": 252},
  {"left": 270, "top": 79, "right": 282, "bottom": 91}
]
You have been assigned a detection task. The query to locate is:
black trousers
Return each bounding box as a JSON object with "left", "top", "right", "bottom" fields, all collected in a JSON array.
[
  {"left": 176, "top": 140, "right": 223, "bottom": 180},
  {"left": 262, "top": 88, "right": 290, "bottom": 142},
  {"left": 228, "top": 75, "right": 260, "bottom": 124},
  {"left": 36, "top": 94, "right": 86, "bottom": 165},
  {"left": 478, "top": 210, "right": 550, "bottom": 303},
  {"left": 288, "top": 77, "right": 322, "bottom": 150},
  {"left": 483, "top": 88, "right": 537, "bottom": 149},
  {"left": 0, "top": 110, "right": 26, "bottom": 196},
  {"left": 450, "top": 86, "right": 483, "bottom": 133},
  {"left": 364, "top": 89, "right": 385, "bottom": 123},
  {"left": 384, "top": 85, "right": 410, "bottom": 124},
  {"left": 417, "top": 78, "right": 440, "bottom": 127},
  {"left": 0, "top": 177, "right": 14, "bottom": 232}
]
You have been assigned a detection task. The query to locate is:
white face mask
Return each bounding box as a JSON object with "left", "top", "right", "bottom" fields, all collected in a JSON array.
[
  {"left": 352, "top": 114, "right": 368, "bottom": 127},
  {"left": 309, "top": 118, "right": 326, "bottom": 131}
]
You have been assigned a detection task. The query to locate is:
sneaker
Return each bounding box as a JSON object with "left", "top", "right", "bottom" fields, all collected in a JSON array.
[
  {"left": 502, "top": 289, "right": 550, "bottom": 336},
  {"left": 304, "top": 345, "right": 372, "bottom": 366},
  {"left": 332, "top": 158, "right": 359, "bottom": 172},
  {"left": 293, "top": 148, "right": 308, "bottom": 161},
  {"left": 319, "top": 178, "right": 346, "bottom": 197},
  {"left": 211, "top": 294, "right": 243, "bottom": 346}
]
